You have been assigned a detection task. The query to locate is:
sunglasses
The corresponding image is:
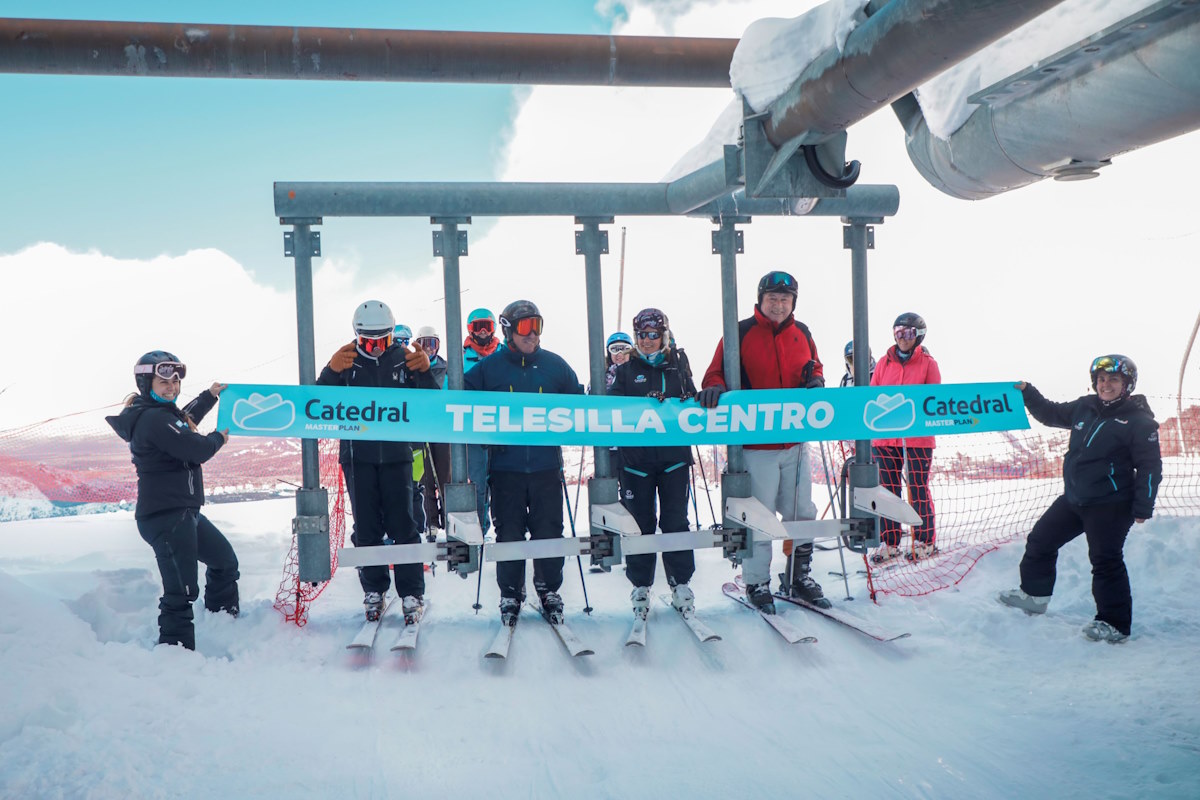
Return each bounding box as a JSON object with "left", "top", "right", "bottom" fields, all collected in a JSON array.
[
  {"left": 512, "top": 316, "right": 544, "bottom": 336},
  {"left": 636, "top": 331, "right": 662, "bottom": 340},
  {"left": 893, "top": 325, "right": 919, "bottom": 341},
  {"left": 415, "top": 336, "right": 440, "bottom": 356},
  {"left": 358, "top": 332, "right": 393, "bottom": 356},
  {"left": 469, "top": 319, "right": 495, "bottom": 334},
  {"left": 135, "top": 361, "right": 187, "bottom": 381},
  {"left": 607, "top": 343, "right": 633, "bottom": 356}
]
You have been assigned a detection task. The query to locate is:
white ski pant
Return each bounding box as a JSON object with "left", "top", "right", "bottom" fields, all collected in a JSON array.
[{"left": 741, "top": 444, "right": 817, "bottom": 586}]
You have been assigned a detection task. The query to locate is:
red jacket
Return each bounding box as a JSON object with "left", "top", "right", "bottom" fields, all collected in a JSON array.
[
  {"left": 702, "top": 306, "right": 823, "bottom": 451},
  {"left": 869, "top": 344, "right": 941, "bottom": 449}
]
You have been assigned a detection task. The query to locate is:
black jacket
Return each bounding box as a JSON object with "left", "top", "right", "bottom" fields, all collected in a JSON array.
[
  {"left": 1022, "top": 385, "right": 1162, "bottom": 518},
  {"left": 106, "top": 391, "right": 225, "bottom": 519},
  {"left": 317, "top": 344, "right": 437, "bottom": 464},
  {"left": 610, "top": 348, "right": 697, "bottom": 468},
  {"left": 464, "top": 343, "right": 584, "bottom": 473}
]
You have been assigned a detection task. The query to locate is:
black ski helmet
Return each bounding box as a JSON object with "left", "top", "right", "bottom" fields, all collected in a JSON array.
[
  {"left": 134, "top": 350, "right": 183, "bottom": 397},
  {"left": 893, "top": 312, "right": 927, "bottom": 347},
  {"left": 499, "top": 299, "right": 541, "bottom": 340},
  {"left": 632, "top": 307, "right": 668, "bottom": 333},
  {"left": 757, "top": 271, "right": 799, "bottom": 306},
  {"left": 1090, "top": 354, "right": 1138, "bottom": 395}
]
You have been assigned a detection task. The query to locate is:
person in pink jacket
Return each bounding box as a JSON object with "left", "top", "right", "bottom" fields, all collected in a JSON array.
[{"left": 869, "top": 312, "right": 942, "bottom": 564}]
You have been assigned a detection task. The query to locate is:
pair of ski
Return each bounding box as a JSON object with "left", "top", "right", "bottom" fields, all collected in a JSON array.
[
  {"left": 732, "top": 575, "right": 910, "bottom": 643},
  {"left": 722, "top": 582, "right": 817, "bottom": 644},
  {"left": 484, "top": 597, "right": 594, "bottom": 660},
  {"left": 346, "top": 598, "right": 429, "bottom": 653},
  {"left": 625, "top": 594, "right": 722, "bottom": 647}
]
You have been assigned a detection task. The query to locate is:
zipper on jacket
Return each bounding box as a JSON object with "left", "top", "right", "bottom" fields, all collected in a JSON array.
[
  {"left": 1108, "top": 463, "right": 1118, "bottom": 491},
  {"left": 1085, "top": 420, "right": 1107, "bottom": 448}
]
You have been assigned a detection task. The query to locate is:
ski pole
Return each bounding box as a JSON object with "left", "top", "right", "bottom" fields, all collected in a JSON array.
[
  {"left": 819, "top": 441, "right": 853, "bottom": 601},
  {"left": 693, "top": 446, "right": 718, "bottom": 527},
  {"left": 688, "top": 465, "right": 701, "bottom": 530},
  {"left": 561, "top": 473, "right": 593, "bottom": 614},
  {"left": 471, "top": 540, "right": 484, "bottom": 612}
]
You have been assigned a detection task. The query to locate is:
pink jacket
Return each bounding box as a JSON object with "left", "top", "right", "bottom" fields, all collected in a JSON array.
[{"left": 869, "top": 344, "right": 942, "bottom": 449}]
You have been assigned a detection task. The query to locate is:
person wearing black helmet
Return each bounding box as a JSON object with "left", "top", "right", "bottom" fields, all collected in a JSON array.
[
  {"left": 698, "top": 270, "right": 828, "bottom": 612},
  {"left": 464, "top": 299, "right": 584, "bottom": 627},
  {"left": 999, "top": 355, "right": 1162, "bottom": 643},
  {"left": 869, "top": 312, "right": 942, "bottom": 564},
  {"left": 840, "top": 340, "right": 875, "bottom": 388},
  {"left": 106, "top": 351, "right": 239, "bottom": 651},
  {"left": 609, "top": 308, "right": 699, "bottom": 621},
  {"left": 319, "top": 300, "right": 436, "bottom": 625}
]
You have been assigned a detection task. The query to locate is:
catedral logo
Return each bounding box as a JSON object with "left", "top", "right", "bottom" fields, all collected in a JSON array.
[
  {"left": 302, "top": 398, "right": 411, "bottom": 432},
  {"left": 922, "top": 392, "right": 1014, "bottom": 428}
]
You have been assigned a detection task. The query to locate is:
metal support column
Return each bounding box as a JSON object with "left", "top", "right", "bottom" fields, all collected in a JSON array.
[
  {"left": 433, "top": 217, "right": 482, "bottom": 575},
  {"left": 712, "top": 216, "right": 753, "bottom": 563},
  {"left": 283, "top": 219, "right": 331, "bottom": 583},
  {"left": 844, "top": 217, "right": 882, "bottom": 550}
]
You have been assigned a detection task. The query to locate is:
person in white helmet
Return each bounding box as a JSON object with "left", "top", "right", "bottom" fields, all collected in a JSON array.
[{"left": 319, "top": 300, "right": 435, "bottom": 624}]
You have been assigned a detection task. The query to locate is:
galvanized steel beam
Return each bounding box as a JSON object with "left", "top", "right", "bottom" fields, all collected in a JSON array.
[{"left": 0, "top": 18, "right": 736, "bottom": 87}]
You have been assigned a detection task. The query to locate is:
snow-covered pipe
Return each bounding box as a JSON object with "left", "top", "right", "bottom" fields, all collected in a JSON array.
[
  {"left": 762, "top": 0, "right": 1067, "bottom": 144},
  {"left": 897, "top": 0, "right": 1200, "bottom": 199}
]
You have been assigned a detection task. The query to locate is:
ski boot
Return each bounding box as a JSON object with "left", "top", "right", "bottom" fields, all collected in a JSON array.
[
  {"left": 996, "top": 588, "right": 1050, "bottom": 615},
  {"left": 401, "top": 595, "right": 423, "bottom": 625},
  {"left": 745, "top": 582, "right": 776, "bottom": 615},
  {"left": 499, "top": 596, "right": 522, "bottom": 628},
  {"left": 1082, "top": 619, "right": 1129, "bottom": 644},
  {"left": 631, "top": 586, "right": 651, "bottom": 621},
  {"left": 870, "top": 543, "right": 902, "bottom": 565},
  {"left": 364, "top": 591, "right": 385, "bottom": 622},
  {"left": 791, "top": 569, "right": 832, "bottom": 609},
  {"left": 907, "top": 541, "right": 937, "bottom": 562},
  {"left": 538, "top": 591, "right": 565, "bottom": 625},
  {"left": 670, "top": 583, "right": 695, "bottom": 616}
]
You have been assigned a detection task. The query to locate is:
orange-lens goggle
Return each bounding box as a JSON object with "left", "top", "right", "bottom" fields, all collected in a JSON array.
[
  {"left": 470, "top": 319, "right": 495, "bottom": 334},
  {"left": 357, "top": 332, "right": 393, "bottom": 356},
  {"left": 512, "top": 316, "right": 543, "bottom": 336}
]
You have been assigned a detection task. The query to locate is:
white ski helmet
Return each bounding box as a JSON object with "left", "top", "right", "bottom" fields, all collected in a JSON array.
[
  {"left": 352, "top": 300, "right": 395, "bottom": 336},
  {"left": 415, "top": 325, "right": 439, "bottom": 341}
]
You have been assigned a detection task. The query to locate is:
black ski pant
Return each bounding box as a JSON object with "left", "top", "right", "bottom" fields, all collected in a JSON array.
[
  {"left": 345, "top": 460, "right": 424, "bottom": 598},
  {"left": 1020, "top": 494, "right": 1134, "bottom": 635},
  {"left": 137, "top": 508, "right": 239, "bottom": 651},
  {"left": 621, "top": 461, "right": 695, "bottom": 588},
  {"left": 875, "top": 445, "right": 935, "bottom": 548},
  {"left": 421, "top": 442, "right": 450, "bottom": 530},
  {"left": 489, "top": 469, "right": 564, "bottom": 600}
]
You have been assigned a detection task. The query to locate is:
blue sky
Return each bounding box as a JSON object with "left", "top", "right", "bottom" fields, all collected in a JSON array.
[{"left": 0, "top": 1, "right": 617, "bottom": 286}]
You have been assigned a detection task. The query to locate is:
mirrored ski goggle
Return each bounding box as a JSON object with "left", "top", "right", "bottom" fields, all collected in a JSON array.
[
  {"left": 357, "top": 332, "right": 393, "bottom": 356},
  {"left": 762, "top": 271, "right": 796, "bottom": 291},
  {"left": 893, "top": 325, "right": 919, "bottom": 341},
  {"left": 469, "top": 319, "right": 495, "bottom": 334},
  {"left": 607, "top": 342, "right": 633, "bottom": 356},
  {"left": 135, "top": 361, "right": 187, "bottom": 381},
  {"left": 415, "top": 336, "right": 440, "bottom": 356},
  {"left": 636, "top": 331, "right": 662, "bottom": 341},
  {"left": 1091, "top": 356, "right": 1123, "bottom": 374},
  {"left": 511, "top": 316, "right": 543, "bottom": 336}
]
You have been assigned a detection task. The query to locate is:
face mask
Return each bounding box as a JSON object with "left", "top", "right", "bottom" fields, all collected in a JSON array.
[{"left": 641, "top": 350, "right": 666, "bottom": 367}]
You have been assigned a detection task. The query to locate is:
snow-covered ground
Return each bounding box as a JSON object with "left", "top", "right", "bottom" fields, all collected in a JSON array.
[{"left": 1, "top": 498, "right": 1198, "bottom": 799}]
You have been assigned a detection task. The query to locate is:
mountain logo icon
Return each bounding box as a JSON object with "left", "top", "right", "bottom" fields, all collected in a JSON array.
[
  {"left": 864, "top": 392, "right": 915, "bottom": 433},
  {"left": 231, "top": 392, "right": 296, "bottom": 432}
]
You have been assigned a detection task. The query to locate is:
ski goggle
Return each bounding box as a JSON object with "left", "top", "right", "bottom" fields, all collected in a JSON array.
[
  {"left": 469, "top": 319, "right": 495, "bottom": 335},
  {"left": 893, "top": 325, "right": 919, "bottom": 341},
  {"left": 761, "top": 271, "right": 796, "bottom": 292},
  {"left": 511, "top": 316, "right": 543, "bottom": 336},
  {"left": 357, "top": 332, "right": 393, "bottom": 356},
  {"left": 135, "top": 361, "right": 187, "bottom": 381},
  {"left": 1091, "top": 356, "right": 1124, "bottom": 375},
  {"left": 607, "top": 342, "right": 633, "bottom": 356},
  {"left": 636, "top": 331, "right": 662, "bottom": 341},
  {"left": 415, "top": 336, "right": 440, "bottom": 356}
]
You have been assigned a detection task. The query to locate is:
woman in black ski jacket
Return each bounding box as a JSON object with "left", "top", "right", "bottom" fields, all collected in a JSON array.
[
  {"left": 106, "top": 351, "right": 239, "bottom": 651},
  {"left": 609, "top": 308, "right": 698, "bottom": 620},
  {"left": 998, "top": 354, "right": 1162, "bottom": 643}
]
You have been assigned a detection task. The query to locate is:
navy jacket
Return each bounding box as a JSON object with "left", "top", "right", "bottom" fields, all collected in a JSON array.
[
  {"left": 1022, "top": 385, "right": 1162, "bottom": 518},
  {"left": 106, "top": 391, "right": 225, "bottom": 519},
  {"left": 464, "top": 344, "right": 584, "bottom": 473},
  {"left": 317, "top": 344, "right": 437, "bottom": 464},
  {"left": 609, "top": 348, "right": 697, "bottom": 468}
]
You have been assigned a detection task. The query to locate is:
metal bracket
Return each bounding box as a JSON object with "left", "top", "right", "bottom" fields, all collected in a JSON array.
[
  {"left": 283, "top": 230, "right": 321, "bottom": 258},
  {"left": 432, "top": 230, "right": 469, "bottom": 257},
  {"left": 711, "top": 228, "right": 744, "bottom": 255},
  {"left": 574, "top": 229, "right": 610, "bottom": 255},
  {"left": 842, "top": 225, "right": 874, "bottom": 250}
]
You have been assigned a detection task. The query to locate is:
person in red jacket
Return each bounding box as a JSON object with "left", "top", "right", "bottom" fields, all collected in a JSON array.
[
  {"left": 869, "top": 312, "right": 942, "bottom": 564},
  {"left": 698, "top": 270, "right": 828, "bottom": 612}
]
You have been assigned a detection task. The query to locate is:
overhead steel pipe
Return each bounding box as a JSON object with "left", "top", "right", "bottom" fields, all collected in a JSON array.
[
  {"left": 0, "top": 18, "right": 736, "bottom": 87},
  {"left": 763, "top": 0, "right": 1067, "bottom": 145}
]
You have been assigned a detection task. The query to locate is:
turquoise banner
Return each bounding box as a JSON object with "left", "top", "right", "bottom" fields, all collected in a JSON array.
[{"left": 216, "top": 381, "right": 1028, "bottom": 445}]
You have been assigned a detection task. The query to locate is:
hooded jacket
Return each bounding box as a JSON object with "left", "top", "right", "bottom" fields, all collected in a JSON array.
[
  {"left": 106, "top": 390, "right": 225, "bottom": 518},
  {"left": 1022, "top": 385, "right": 1162, "bottom": 518},
  {"left": 610, "top": 347, "right": 697, "bottom": 468},
  {"left": 869, "top": 344, "right": 942, "bottom": 449},
  {"left": 464, "top": 343, "right": 584, "bottom": 473}
]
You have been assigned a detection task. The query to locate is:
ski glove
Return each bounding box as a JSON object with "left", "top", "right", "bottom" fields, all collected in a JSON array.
[
  {"left": 329, "top": 342, "right": 357, "bottom": 372},
  {"left": 805, "top": 375, "right": 825, "bottom": 389},
  {"left": 405, "top": 346, "right": 431, "bottom": 373},
  {"left": 647, "top": 390, "right": 668, "bottom": 403},
  {"left": 696, "top": 384, "right": 725, "bottom": 408},
  {"left": 802, "top": 360, "right": 824, "bottom": 389}
]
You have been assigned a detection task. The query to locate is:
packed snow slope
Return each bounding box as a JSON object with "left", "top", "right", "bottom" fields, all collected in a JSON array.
[{"left": 1, "top": 499, "right": 1197, "bottom": 799}]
